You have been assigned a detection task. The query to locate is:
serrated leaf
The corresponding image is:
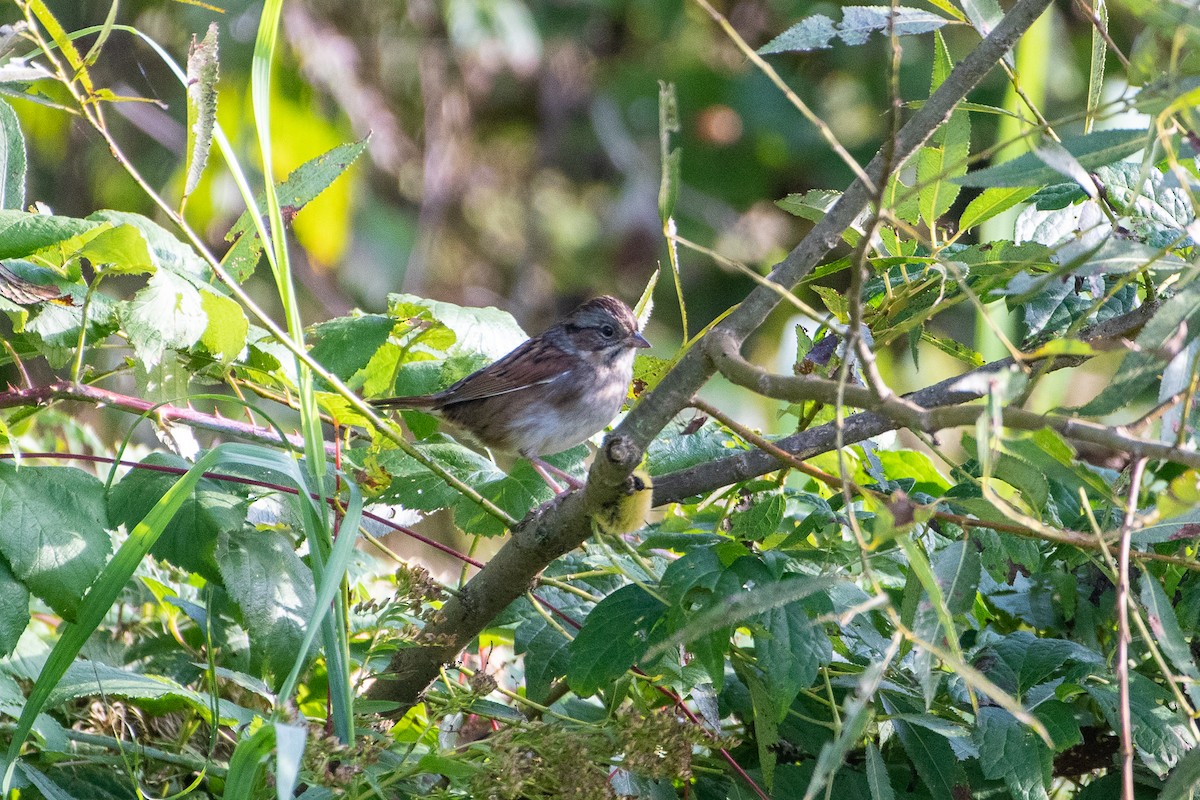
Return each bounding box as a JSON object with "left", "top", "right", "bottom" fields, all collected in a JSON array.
[
  {"left": 0, "top": 463, "right": 111, "bottom": 620},
  {"left": 0, "top": 556, "right": 30, "bottom": 658},
  {"left": 107, "top": 453, "right": 248, "bottom": 584},
  {"left": 973, "top": 707, "right": 1051, "bottom": 800},
  {"left": 217, "top": 527, "right": 316, "bottom": 686},
  {"left": 731, "top": 493, "right": 786, "bottom": 541},
  {"left": 955, "top": 129, "right": 1149, "bottom": 188},
  {"left": 120, "top": 270, "right": 208, "bottom": 369},
  {"left": 183, "top": 23, "right": 219, "bottom": 199},
  {"left": 308, "top": 313, "right": 396, "bottom": 386},
  {"left": 760, "top": 6, "right": 949, "bottom": 53},
  {"left": 754, "top": 583, "right": 833, "bottom": 717},
  {"left": 88, "top": 210, "right": 210, "bottom": 278},
  {"left": 865, "top": 742, "right": 895, "bottom": 800},
  {"left": 0, "top": 211, "right": 102, "bottom": 260},
  {"left": 883, "top": 694, "right": 970, "bottom": 800},
  {"left": 0, "top": 97, "right": 25, "bottom": 211},
  {"left": 1086, "top": 674, "right": 1197, "bottom": 777},
  {"left": 918, "top": 33, "right": 969, "bottom": 228},
  {"left": 567, "top": 584, "right": 667, "bottom": 696},
  {"left": 222, "top": 139, "right": 370, "bottom": 282}
]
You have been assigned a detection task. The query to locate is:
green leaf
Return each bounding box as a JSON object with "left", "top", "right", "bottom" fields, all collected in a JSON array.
[
  {"left": 1080, "top": 276, "right": 1200, "bottom": 415},
  {"left": 1161, "top": 747, "right": 1200, "bottom": 800},
  {"left": 0, "top": 98, "right": 25, "bottom": 211},
  {"left": 0, "top": 557, "right": 30, "bottom": 658},
  {"left": 513, "top": 611, "right": 572, "bottom": 704},
  {"left": 567, "top": 584, "right": 667, "bottom": 697},
  {"left": 1086, "top": 674, "right": 1197, "bottom": 777},
  {"left": 959, "top": 186, "right": 1037, "bottom": 231},
  {"left": 217, "top": 528, "right": 316, "bottom": 687},
  {"left": 106, "top": 453, "right": 247, "bottom": 584},
  {"left": 754, "top": 583, "right": 832, "bottom": 717},
  {"left": 88, "top": 210, "right": 210, "bottom": 278},
  {"left": 864, "top": 742, "right": 895, "bottom": 800},
  {"left": 918, "top": 33, "right": 969, "bottom": 229},
  {"left": 222, "top": 139, "right": 370, "bottom": 282},
  {"left": 119, "top": 270, "right": 208, "bottom": 369},
  {"left": 760, "top": 6, "right": 950, "bottom": 53},
  {"left": 731, "top": 493, "right": 786, "bottom": 541},
  {"left": 973, "top": 707, "right": 1051, "bottom": 800},
  {"left": 0, "top": 211, "right": 102, "bottom": 260},
  {"left": 308, "top": 313, "right": 396, "bottom": 387},
  {"left": 183, "top": 23, "right": 219, "bottom": 199},
  {"left": 0, "top": 463, "right": 111, "bottom": 620},
  {"left": 955, "top": 129, "right": 1150, "bottom": 188},
  {"left": 1140, "top": 573, "right": 1200, "bottom": 705},
  {"left": 198, "top": 287, "right": 248, "bottom": 364},
  {"left": 883, "top": 694, "right": 970, "bottom": 800},
  {"left": 45, "top": 659, "right": 251, "bottom": 725}
]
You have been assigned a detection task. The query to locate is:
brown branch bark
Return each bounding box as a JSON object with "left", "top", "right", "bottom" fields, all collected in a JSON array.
[
  {"left": 653, "top": 301, "right": 1158, "bottom": 504},
  {"left": 0, "top": 381, "right": 326, "bottom": 453},
  {"left": 366, "top": 0, "right": 1057, "bottom": 711}
]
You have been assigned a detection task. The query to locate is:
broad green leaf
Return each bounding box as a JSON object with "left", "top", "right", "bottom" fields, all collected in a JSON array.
[
  {"left": 1140, "top": 573, "right": 1200, "bottom": 705},
  {"left": 119, "top": 269, "right": 208, "bottom": 369},
  {"left": 754, "top": 585, "right": 833, "bottom": 717},
  {"left": 77, "top": 223, "right": 155, "bottom": 274},
  {"left": 971, "top": 631, "right": 1102, "bottom": 698},
  {"left": 0, "top": 557, "right": 29, "bottom": 658},
  {"left": 183, "top": 23, "right": 219, "bottom": 199},
  {"left": 217, "top": 528, "right": 317, "bottom": 688},
  {"left": 760, "top": 6, "right": 950, "bottom": 53},
  {"left": 1081, "top": 276, "right": 1200, "bottom": 415},
  {"left": 747, "top": 672, "right": 780, "bottom": 789},
  {"left": 883, "top": 694, "right": 970, "bottom": 800},
  {"left": 1032, "top": 699, "right": 1083, "bottom": 752},
  {"left": 731, "top": 493, "right": 786, "bottom": 541},
  {"left": 308, "top": 313, "right": 396, "bottom": 386},
  {"left": 955, "top": 129, "right": 1150, "bottom": 188},
  {"left": 973, "top": 707, "right": 1051, "bottom": 800},
  {"left": 198, "top": 287, "right": 248, "bottom": 363},
  {"left": 387, "top": 293, "right": 526, "bottom": 361},
  {"left": 959, "top": 186, "right": 1037, "bottom": 231},
  {"left": 222, "top": 139, "right": 370, "bottom": 282},
  {"left": 0, "top": 463, "right": 111, "bottom": 620},
  {"left": 1087, "top": 674, "right": 1197, "bottom": 777},
  {"left": 567, "top": 584, "right": 667, "bottom": 696},
  {"left": 1162, "top": 747, "right": 1200, "bottom": 800},
  {"left": 106, "top": 453, "right": 247, "bottom": 584},
  {"left": 87, "top": 210, "right": 209, "bottom": 279},
  {"left": 0, "top": 98, "right": 25, "bottom": 211},
  {"left": 513, "top": 612, "right": 572, "bottom": 704},
  {"left": 0, "top": 211, "right": 102, "bottom": 260}
]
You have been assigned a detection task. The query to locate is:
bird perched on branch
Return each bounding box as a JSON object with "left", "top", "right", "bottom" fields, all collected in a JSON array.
[{"left": 375, "top": 295, "right": 650, "bottom": 490}]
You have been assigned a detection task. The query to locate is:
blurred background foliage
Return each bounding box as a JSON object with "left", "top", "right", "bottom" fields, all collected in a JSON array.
[{"left": 13, "top": 0, "right": 1126, "bottom": 355}]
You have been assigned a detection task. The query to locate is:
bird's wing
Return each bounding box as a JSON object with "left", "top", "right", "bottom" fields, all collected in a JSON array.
[{"left": 432, "top": 340, "right": 571, "bottom": 405}]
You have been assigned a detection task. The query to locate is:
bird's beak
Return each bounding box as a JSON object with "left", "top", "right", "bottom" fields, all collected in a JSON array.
[{"left": 631, "top": 331, "right": 651, "bottom": 349}]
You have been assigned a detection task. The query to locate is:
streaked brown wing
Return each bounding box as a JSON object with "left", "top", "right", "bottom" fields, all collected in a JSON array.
[
  {"left": 0, "top": 262, "right": 69, "bottom": 306},
  {"left": 432, "top": 339, "right": 570, "bottom": 406}
]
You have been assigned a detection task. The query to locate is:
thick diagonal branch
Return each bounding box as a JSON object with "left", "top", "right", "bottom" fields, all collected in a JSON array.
[{"left": 366, "top": 0, "right": 1056, "bottom": 710}]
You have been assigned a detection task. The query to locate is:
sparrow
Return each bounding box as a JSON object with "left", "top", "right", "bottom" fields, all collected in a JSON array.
[{"left": 375, "top": 295, "right": 650, "bottom": 490}]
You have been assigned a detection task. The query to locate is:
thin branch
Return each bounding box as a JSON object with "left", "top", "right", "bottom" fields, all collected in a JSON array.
[
  {"left": 1117, "top": 458, "right": 1147, "bottom": 800},
  {"left": 653, "top": 300, "right": 1156, "bottom": 504},
  {"left": 0, "top": 381, "right": 321, "bottom": 453}
]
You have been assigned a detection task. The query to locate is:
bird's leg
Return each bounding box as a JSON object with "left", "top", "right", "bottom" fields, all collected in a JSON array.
[{"left": 527, "top": 455, "right": 585, "bottom": 493}]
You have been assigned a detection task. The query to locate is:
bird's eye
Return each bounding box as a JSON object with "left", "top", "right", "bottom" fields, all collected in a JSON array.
[{"left": 600, "top": 324, "right": 616, "bottom": 338}]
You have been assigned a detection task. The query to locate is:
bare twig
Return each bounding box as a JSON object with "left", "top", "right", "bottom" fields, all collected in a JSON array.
[{"left": 1117, "top": 458, "right": 1147, "bottom": 800}]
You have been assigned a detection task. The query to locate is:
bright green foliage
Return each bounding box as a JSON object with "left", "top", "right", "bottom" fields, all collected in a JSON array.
[{"left": 0, "top": 0, "right": 1200, "bottom": 799}]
